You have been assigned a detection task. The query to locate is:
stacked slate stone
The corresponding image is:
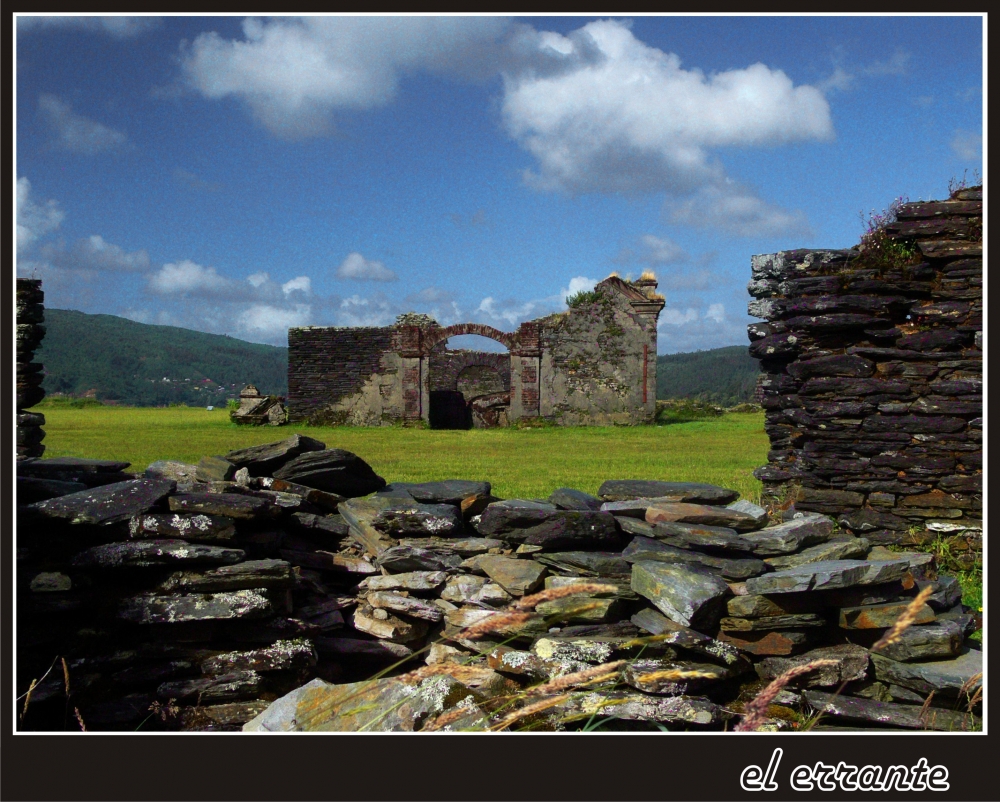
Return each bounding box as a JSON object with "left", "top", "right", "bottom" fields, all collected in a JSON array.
[
  {"left": 243, "top": 473, "right": 981, "bottom": 733},
  {"left": 17, "top": 438, "right": 980, "bottom": 732},
  {"left": 746, "top": 187, "right": 982, "bottom": 566},
  {"left": 15, "top": 435, "right": 386, "bottom": 731},
  {"left": 16, "top": 278, "right": 47, "bottom": 459}
]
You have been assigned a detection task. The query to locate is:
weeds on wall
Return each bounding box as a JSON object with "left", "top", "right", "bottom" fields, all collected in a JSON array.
[
  {"left": 852, "top": 196, "right": 922, "bottom": 273},
  {"left": 566, "top": 289, "right": 602, "bottom": 308}
]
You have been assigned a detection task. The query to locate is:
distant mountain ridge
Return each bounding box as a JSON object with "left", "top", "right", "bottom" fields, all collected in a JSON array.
[
  {"left": 655, "top": 345, "right": 760, "bottom": 406},
  {"left": 33, "top": 308, "right": 757, "bottom": 407},
  {"left": 35, "top": 309, "right": 288, "bottom": 407}
]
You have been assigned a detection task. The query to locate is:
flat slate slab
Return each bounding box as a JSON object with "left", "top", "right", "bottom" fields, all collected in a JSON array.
[
  {"left": 744, "top": 558, "right": 911, "bottom": 595},
  {"left": 380, "top": 480, "right": 491, "bottom": 505},
  {"left": 765, "top": 537, "right": 870, "bottom": 569},
  {"left": 564, "top": 691, "right": 729, "bottom": 728},
  {"left": 477, "top": 507, "right": 621, "bottom": 550},
  {"left": 128, "top": 512, "right": 237, "bottom": 542},
  {"left": 645, "top": 503, "right": 763, "bottom": 532},
  {"left": 631, "top": 561, "right": 730, "bottom": 630},
  {"left": 719, "top": 614, "right": 827, "bottom": 631},
  {"left": 73, "top": 539, "right": 245, "bottom": 569},
  {"left": 155, "top": 559, "right": 296, "bottom": 593},
  {"left": 225, "top": 435, "right": 327, "bottom": 477},
  {"left": 477, "top": 555, "right": 547, "bottom": 596},
  {"left": 548, "top": 487, "right": 603, "bottom": 511},
  {"left": 21, "top": 457, "right": 132, "bottom": 474},
  {"left": 803, "top": 690, "right": 980, "bottom": 731},
  {"left": 738, "top": 514, "right": 837, "bottom": 556},
  {"left": 359, "top": 571, "right": 448, "bottom": 593},
  {"left": 630, "top": 608, "right": 745, "bottom": 666},
  {"left": 623, "top": 536, "right": 767, "bottom": 580},
  {"left": 533, "top": 551, "right": 631, "bottom": 577},
  {"left": 873, "top": 620, "right": 965, "bottom": 662},
  {"left": 756, "top": 644, "right": 870, "bottom": 687},
  {"left": 598, "top": 480, "right": 739, "bottom": 505},
  {"left": 376, "top": 544, "right": 464, "bottom": 574},
  {"left": 716, "top": 630, "right": 813, "bottom": 657},
  {"left": 272, "top": 449, "right": 386, "bottom": 497},
  {"left": 28, "top": 478, "right": 176, "bottom": 526},
  {"left": 871, "top": 648, "right": 982, "bottom": 698},
  {"left": 648, "top": 521, "right": 755, "bottom": 554},
  {"left": 726, "top": 592, "right": 824, "bottom": 618},
  {"left": 838, "top": 600, "right": 935, "bottom": 629},
  {"left": 168, "top": 492, "right": 278, "bottom": 521},
  {"left": 119, "top": 588, "right": 273, "bottom": 624}
]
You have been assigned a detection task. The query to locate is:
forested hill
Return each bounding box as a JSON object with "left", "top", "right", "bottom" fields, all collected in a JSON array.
[
  {"left": 655, "top": 345, "right": 760, "bottom": 406},
  {"left": 35, "top": 309, "right": 288, "bottom": 407}
]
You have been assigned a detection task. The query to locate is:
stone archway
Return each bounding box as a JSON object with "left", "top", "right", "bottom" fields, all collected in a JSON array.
[{"left": 427, "top": 340, "right": 511, "bottom": 429}]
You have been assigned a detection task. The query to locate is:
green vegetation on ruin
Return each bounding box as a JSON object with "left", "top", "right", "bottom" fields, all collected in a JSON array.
[{"left": 35, "top": 404, "right": 769, "bottom": 504}]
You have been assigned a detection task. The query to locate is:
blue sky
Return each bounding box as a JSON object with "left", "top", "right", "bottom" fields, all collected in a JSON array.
[{"left": 15, "top": 14, "right": 983, "bottom": 353}]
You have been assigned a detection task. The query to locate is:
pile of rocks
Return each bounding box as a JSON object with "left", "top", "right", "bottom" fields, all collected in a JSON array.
[
  {"left": 746, "top": 188, "right": 982, "bottom": 566},
  {"left": 16, "top": 437, "right": 981, "bottom": 732},
  {"left": 16, "top": 278, "right": 47, "bottom": 458},
  {"left": 230, "top": 384, "right": 287, "bottom": 426}
]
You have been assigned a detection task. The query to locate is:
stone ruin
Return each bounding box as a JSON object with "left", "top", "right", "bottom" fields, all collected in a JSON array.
[
  {"left": 286, "top": 274, "right": 665, "bottom": 428},
  {"left": 747, "top": 186, "right": 982, "bottom": 565},
  {"left": 15, "top": 435, "right": 981, "bottom": 733},
  {"left": 16, "top": 278, "right": 46, "bottom": 458},
  {"left": 230, "top": 384, "right": 287, "bottom": 426}
]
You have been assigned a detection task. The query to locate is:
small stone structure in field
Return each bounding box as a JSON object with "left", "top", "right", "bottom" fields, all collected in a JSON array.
[
  {"left": 230, "top": 384, "right": 287, "bottom": 426},
  {"left": 747, "top": 186, "right": 982, "bottom": 560},
  {"left": 287, "top": 274, "right": 665, "bottom": 428}
]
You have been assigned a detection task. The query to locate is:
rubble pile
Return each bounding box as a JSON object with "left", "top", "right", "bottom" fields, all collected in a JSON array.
[{"left": 16, "top": 436, "right": 981, "bottom": 733}]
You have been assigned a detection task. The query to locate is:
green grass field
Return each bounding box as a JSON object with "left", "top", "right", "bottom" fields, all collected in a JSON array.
[{"left": 36, "top": 404, "right": 769, "bottom": 503}]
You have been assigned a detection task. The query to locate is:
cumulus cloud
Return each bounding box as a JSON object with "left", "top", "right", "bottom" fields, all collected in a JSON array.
[
  {"left": 950, "top": 129, "right": 982, "bottom": 161},
  {"left": 148, "top": 260, "right": 235, "bottom": 296},
  {"left": 282, "top": 275, "right": 311, "bottom": 296},
  {"left": 38, "top": 94, "right": 128, "bottom": 154},
  {"left": 656, "top": 301, "right": 747, "bottom": 352},
  {"left": 558, "top": 276, "right": 599, "bottom": 305},
  {"left": 17, "top": 15, "right": 161, "bottom": 38},
  {"left": 476, "top": 296, "right": 552, "bottom": 328},
  {"left": 247, "top": 271, "right": 270, "bottom": 288},
  {"left": 338, "top": 294, "right": 397, "bottom": 327},
  {"left": 16, "top": 177, "right": 64, "bottom": 254},
  {"left": 336, "top": 252, "right": 397, "bottom": 282},
  {"left": 501, "top": 20, "right": 833, "bottom": 196},
  {"left": 237, "top": 303, "right": 312, "bottom": 340},
  {"left": 42, "top": 234, "right": 151, "bottom": 273},
  {"left": 180, "top": 16, "right": 511, "bottom": 138},
  {"left": 669, "top": 183, "right": 812, "bottom": 239}
]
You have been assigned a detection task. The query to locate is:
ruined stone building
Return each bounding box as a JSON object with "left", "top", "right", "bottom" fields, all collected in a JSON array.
[{"left": 288, "top": 274, "right": 665, "bottom": 427}]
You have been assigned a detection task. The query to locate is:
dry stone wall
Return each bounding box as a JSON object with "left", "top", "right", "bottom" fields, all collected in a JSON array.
[
  {"left": 17, "top": 278, "right": 46, "bottom": 458},
  {"left": 747, "top": 187, "right": 982, "bottom": 558}
]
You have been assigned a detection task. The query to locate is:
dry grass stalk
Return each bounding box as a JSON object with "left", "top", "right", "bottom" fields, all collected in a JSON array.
[
  {"left": 918, "top": 690, "right": 936, "bottom": 727},
  {"left": 734, "top": 658, "right": 841, "bottom": 732},
  {"left": 397, "top": 663, "right": 488, "bottom": 686},
  {"left": 633, "top": 668, "right": 721, "bottom": 683},
  {"left": 525, "top": 661, "right": 626, "bottom": 696},
  {"left": 617, "top": 633, "right": 676, "bottom": 649},
  {"left": 870, "top": 586, "right": 934, "bottom": 652},
  {"left": 21, "top": 679, "right": 38, "bottom": 721},
  {"left": 489, "top": 694, "right": 571, "bottom": 731},
  {"left": 61, "top": 657, "right": 71, "bottom": 697},
  {"left": 513, "top": 583, "right": 618, "bottom": 611},
  {"left": 421, "top": 706, "right": 473, "bottom": 732},
  {"left": 73, "top": 707, "right": 86, "bottom": 732},
  {"left": 458, "top": 611, "right": 533, "bottom": 640}
]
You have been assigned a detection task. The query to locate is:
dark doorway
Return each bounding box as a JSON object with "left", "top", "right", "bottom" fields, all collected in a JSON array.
[{"left": 429, "top": 390, "right": 472, "bottom": 429}]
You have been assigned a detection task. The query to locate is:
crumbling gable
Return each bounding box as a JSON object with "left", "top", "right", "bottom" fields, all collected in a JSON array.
[{"left": 287, "top": 274, "right": 665, "bottom": 427}]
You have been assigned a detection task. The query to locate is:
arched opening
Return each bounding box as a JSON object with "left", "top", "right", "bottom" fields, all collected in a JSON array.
[{"left": 427, "top": 332, "right": 511, "bottom": 429}]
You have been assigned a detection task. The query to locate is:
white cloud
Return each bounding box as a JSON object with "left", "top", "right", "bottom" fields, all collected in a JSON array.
[
  {"left": 148, "top": 260, "right": 234, "bottom": 296},
  {"left": 863, "top": 48, "right": 911, "bottom": 77},
  {"left": 615, "top": 234, "right": 688, "bottom": 265},
  {"left": 337, "top": 294, "right": 396, "bottom": 327},
  {"left": 336, "top": 251, "right": 397, "bottom": 282},
  {"left": 558, "top": 276, "right": 598, "bottom": 305},
  {"left": 180, "top": 16, "right": 511, "bottom": 138},
  {"left": 42, "top": 234, "right": 150, "bottom": 273},
  {"left": 476, "top": 296, "right": 550, "bottom": 328},
  {"left": 282, "top": 275, "right": 311, "bottom": 295},
  {"left": 659, "top": 307, "right": 701, "bottom": 326},
  {"left": 237, "top": 303, "right": 312, "bottom": 340},
  {"left": 247, "top": 271, "right": 270, "bottom": 288},
  {"left": 950, "top": 130, "right": 982, "bottom": 161},
  {"left": 669, "top": 183, "right": 811, "bottom": 239},
  {"left": 656, "top": 302, "right": 748, "bottom": 352},
  {"left": 705, "top": 303, "right": 726, "bottom": 324},
  {"left": 17, "top": 16, "right": 161, "bottom": 38},
  {"left": 501, "top": 20, "right": 833, "bottom": 196},
  {"left": 816, "top": 67, "right": 854, "bottom": 94},
  {"left": 16, "top": 177, "right": 64, "bottom": 254},
  {"left": 38, "top": 94, "right": 127, "bottom": 154}
]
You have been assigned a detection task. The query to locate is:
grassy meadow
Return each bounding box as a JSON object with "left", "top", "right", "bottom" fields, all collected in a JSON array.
[{"left": 36, "top": 403, "right": 769, "bottom": 503}]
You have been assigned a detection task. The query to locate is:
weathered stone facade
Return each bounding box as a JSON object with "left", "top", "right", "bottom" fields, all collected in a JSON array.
[
  {"left": 746, "top": 187, "right": 982, "bottom": 553},
  {"left": 288, "top": 275, "right": 665, "bottom": 427}
]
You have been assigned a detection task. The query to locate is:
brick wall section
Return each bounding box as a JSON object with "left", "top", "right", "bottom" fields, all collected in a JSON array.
[
  {"left": 747, "top": 187, "right": 982, "bottom": 550},
  {"left": 287, "top": 326, "right": 395, "bottom": 423},
  {"left": 16, "top": 279, "right": 46, "bottom": 458}
]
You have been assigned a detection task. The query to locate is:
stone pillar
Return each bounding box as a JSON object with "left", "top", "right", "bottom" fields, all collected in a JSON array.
[
  {"left": 510, "top": 321, "right": 541, "bottom": 421},
  {"left": 16, "top": 279, "right": 46, "bottom": 458}
]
